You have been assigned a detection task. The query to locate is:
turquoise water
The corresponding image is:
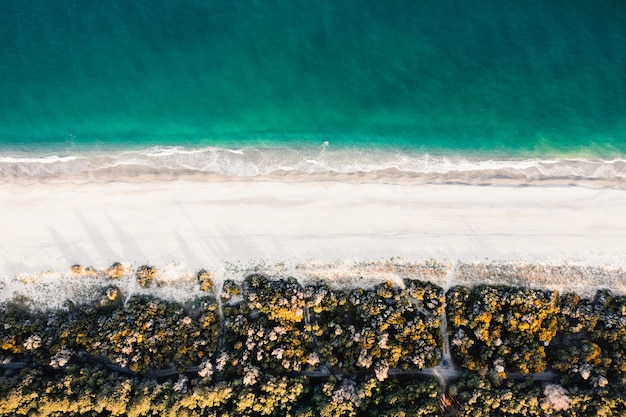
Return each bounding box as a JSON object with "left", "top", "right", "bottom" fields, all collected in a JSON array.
[{"left": 0, "top": 0, "right": 625, "bottom": 157}]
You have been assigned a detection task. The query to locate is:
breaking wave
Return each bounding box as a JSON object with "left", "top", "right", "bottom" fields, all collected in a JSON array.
[{"left": 1, "top": 145, "right": 625, "bottom": 186}]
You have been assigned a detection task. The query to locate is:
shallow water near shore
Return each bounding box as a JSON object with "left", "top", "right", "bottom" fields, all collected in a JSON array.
[
  {"left": 2, "top": 146, "right": 626, "bottom": 188},
  {"left": 0, "top": 0, "right": 625, "bottom": 157}
]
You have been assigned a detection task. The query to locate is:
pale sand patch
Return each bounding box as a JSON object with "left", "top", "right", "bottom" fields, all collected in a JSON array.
[{"left": 1, "top": 178, "right": 625, "bottom": 305}]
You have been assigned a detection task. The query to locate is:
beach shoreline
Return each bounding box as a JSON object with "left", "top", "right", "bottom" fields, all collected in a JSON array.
[
  {"left": 1, "top": 146, "right": 626, "bottom": 188},
  {"left": 3, "top": 167, "right": 626, "bottom": 189}
]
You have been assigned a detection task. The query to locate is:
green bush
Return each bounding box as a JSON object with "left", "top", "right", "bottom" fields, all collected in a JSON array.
[
  {"left": 310, "top": 280, "right": 443, "bottom": 377},
  {"left": 551, "top": 290, "right": 626, "bottom": 381},
  {"left": 223, "top": 275, "right": 316, "bottom": 376},
  {"left": 446, "top": 285, "right": 562, "bottom": 375}
]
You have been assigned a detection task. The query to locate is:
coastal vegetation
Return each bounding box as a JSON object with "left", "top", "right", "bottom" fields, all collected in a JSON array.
[
  {"left": 446, "top": 285, "right": 561, "bottom": 375},
  {"left": 2, "top": 268, "right": 626, "bottom": 415},
  {"left": 308, "top": 279, "right": 443, "bottom": 376}
]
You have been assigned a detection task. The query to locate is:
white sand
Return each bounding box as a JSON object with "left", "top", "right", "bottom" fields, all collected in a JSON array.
[
  {"left": 2, "top": 177, "right": 625, "bottom": 278},
  {"left": 2, "top": 176, "right": 626, "bottom": 307}
]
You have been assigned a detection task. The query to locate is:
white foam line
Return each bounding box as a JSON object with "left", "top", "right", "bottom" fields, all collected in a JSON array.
[{"left": 1, "top": 146, "right": 625, "bottom": 183}]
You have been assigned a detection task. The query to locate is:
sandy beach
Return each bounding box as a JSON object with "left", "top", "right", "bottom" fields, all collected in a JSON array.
[{"left": 1, "top": 175, "right": 625, "bottom": 280}]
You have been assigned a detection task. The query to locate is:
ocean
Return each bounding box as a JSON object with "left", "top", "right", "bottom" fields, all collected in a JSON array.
[{"left": 0, "top": 0, "right": 625, "bottom": 180}]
